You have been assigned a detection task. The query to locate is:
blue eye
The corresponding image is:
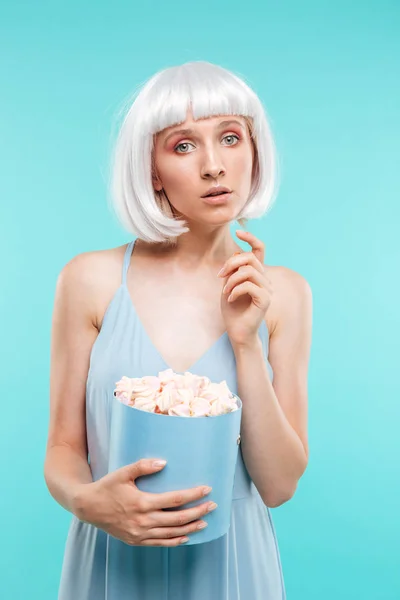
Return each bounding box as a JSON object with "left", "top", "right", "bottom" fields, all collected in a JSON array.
[
  {"left": 223, "top": 134, "right": 240, "bottom": 145},
  {"left": 175, "top": 142, "right": 195, "bottom": 154},
  {"left": 174, "top": 134, "right": 240, "bottom": 154}
]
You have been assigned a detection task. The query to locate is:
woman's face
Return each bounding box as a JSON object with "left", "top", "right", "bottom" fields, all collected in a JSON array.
[{"left": 152, "top": 107, "right": 255, "bottom": 225}]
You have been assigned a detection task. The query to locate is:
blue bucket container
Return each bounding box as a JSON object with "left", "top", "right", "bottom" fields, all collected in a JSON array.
[{"left": 108, "top": 394, "right": 242, "bottom": 545}]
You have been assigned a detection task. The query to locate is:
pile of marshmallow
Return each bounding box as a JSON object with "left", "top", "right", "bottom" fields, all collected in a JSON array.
[{"left": 113, "top": 368, "right": 238, "bottom": 417}]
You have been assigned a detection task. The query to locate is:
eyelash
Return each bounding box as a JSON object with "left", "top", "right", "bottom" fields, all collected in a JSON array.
[{"left": 173, "top": 134, "right": 241, "bottom": 154}]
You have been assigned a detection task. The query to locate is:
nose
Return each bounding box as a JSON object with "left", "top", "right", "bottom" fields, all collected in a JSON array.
[{"left": 200, "top": 147, "right": 226, "bottom": 179}]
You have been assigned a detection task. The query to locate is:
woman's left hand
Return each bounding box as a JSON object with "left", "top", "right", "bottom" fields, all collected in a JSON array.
[{"left": 219, "top": 230, "right": 273, "bottom": 347}]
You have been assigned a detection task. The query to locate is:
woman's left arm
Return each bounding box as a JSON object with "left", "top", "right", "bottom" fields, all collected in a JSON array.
[{"left": 233, "top": 268, "right": 312, "bottom": 508}]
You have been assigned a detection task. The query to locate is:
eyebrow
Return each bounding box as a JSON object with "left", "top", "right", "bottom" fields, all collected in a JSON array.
[{"left": 163, "top": 119, "right": 246, "bottom": 145}]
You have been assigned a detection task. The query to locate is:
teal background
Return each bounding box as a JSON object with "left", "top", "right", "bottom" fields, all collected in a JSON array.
[{"left": 1, "top": 1, "right": 399, "bottom": 598}]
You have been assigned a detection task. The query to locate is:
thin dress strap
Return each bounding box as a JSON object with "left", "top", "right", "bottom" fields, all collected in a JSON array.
[{"left": 121, "top": 239, "right": 136, "bottom": 287}]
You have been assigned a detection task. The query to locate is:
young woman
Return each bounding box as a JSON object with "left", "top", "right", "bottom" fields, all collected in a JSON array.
[{"left": 45, "top": 60, "right": 312, "bottom": 600}]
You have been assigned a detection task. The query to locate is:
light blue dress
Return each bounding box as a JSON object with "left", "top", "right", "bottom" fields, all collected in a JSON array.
[{"left": 58, "top": 239, "right": 286, "bottom": 600}]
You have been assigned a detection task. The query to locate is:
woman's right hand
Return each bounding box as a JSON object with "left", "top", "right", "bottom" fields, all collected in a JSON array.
[{"left": 73, "top": 458, "right": 217, "bottom": 547}]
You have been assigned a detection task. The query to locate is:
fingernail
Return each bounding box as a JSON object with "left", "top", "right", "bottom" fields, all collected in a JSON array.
[
  {"left": 197, "top": 522, "right": 208, "bottom": 529},
  {"left": 180, "top": 537, "right": 190, "bottom": 544},
  {"left": 203, "top": 486, "right": 212, "bottom": 495},
  {"left": 217, "top": 267, "right": 225, "bottom": 277},
  {"left": 153, "top": 460, "right": 167, "bottom": 467},
  {"left": 208, "top": 502, "right": 218, "bottom": 511}
]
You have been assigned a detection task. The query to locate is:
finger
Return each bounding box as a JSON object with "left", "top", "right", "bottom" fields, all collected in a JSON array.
[
  {"left": 139, "top": 485, "right": 212, "bottom": 511},
  {"left": 151, "top": 499, "right": 217, "bottom": 528},
  {"left": 228, "top": 281, "right": 267, "bottom": 308},
  {"left": 235, "top": 229, "right": 265, "bottom": 264},
  {"left": 219, "top": 252, "right": 264, "bottom": 279},
  {"left": 223, "top": 266, "right": 265, "bottom": 297},
  {"left": 140, "top": 536, "right": 190, "bottom": 547},
  {"left": 144, "top": 517, "right": 207, "bottom": 541}
]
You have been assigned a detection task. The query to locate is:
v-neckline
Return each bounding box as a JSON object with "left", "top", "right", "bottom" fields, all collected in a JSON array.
[
  {"left": 123, "top": 285, "right": 230, "bottom": 374},
  {"left": 121, "top": 238, "right": 266, "bottom": 375}
]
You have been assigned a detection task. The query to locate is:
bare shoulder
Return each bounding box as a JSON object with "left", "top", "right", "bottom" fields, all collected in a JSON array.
[
  {"left": 265, "top": 264, "right": 311, "bottom": 292},
  {"left": 263, "top": 264, "right": 312, "bottom": 336},
  {"left": 58, "top": 243, "right": 128, "bottom": 330}
]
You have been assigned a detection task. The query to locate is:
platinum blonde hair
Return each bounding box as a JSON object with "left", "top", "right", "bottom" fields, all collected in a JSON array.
[{"left": 108, "top": 60, "right": 279, "bottom": 243}]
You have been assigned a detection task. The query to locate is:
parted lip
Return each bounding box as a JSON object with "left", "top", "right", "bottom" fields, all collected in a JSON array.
[{"left": 201, "top": 186, "right": 232, "bottom": 198}]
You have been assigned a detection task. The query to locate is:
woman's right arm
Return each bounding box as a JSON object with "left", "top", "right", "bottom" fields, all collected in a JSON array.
[
  {"left": 43, "top": 250, "right": 216, "bottom": 545},
  {"left": 44, "top": 252, "right": 99, "bottom": 516}
]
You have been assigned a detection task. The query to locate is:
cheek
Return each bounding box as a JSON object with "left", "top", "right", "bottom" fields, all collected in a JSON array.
[
  {"left": 165, "top": 159, "right": 194, "bottom": 186},
  {"left": 158, "top": 161, "right": 194, "bottom": 194},
  {"left": 231, "top": 148, "right": 253, "bottom": 179}
]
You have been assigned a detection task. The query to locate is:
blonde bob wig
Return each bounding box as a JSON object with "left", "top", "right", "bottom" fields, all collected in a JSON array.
[{"left": 108, "top": 60, "right": 279, "bottom": 243}]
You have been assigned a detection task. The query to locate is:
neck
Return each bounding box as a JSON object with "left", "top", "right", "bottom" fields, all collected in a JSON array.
[{"left": 137, "top": 228, "right": 242, "bottom": 270}]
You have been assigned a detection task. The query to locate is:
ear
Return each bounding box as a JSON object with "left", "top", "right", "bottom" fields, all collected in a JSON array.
[
  {"left": 151, "top": 155, "right": 163, "bottom": 192},
  {"left": 151, "top": 165, "right": 162, "bottom": 191},
  {"left": 153, "top": 177, "right": 163, "bottom": 192}
]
